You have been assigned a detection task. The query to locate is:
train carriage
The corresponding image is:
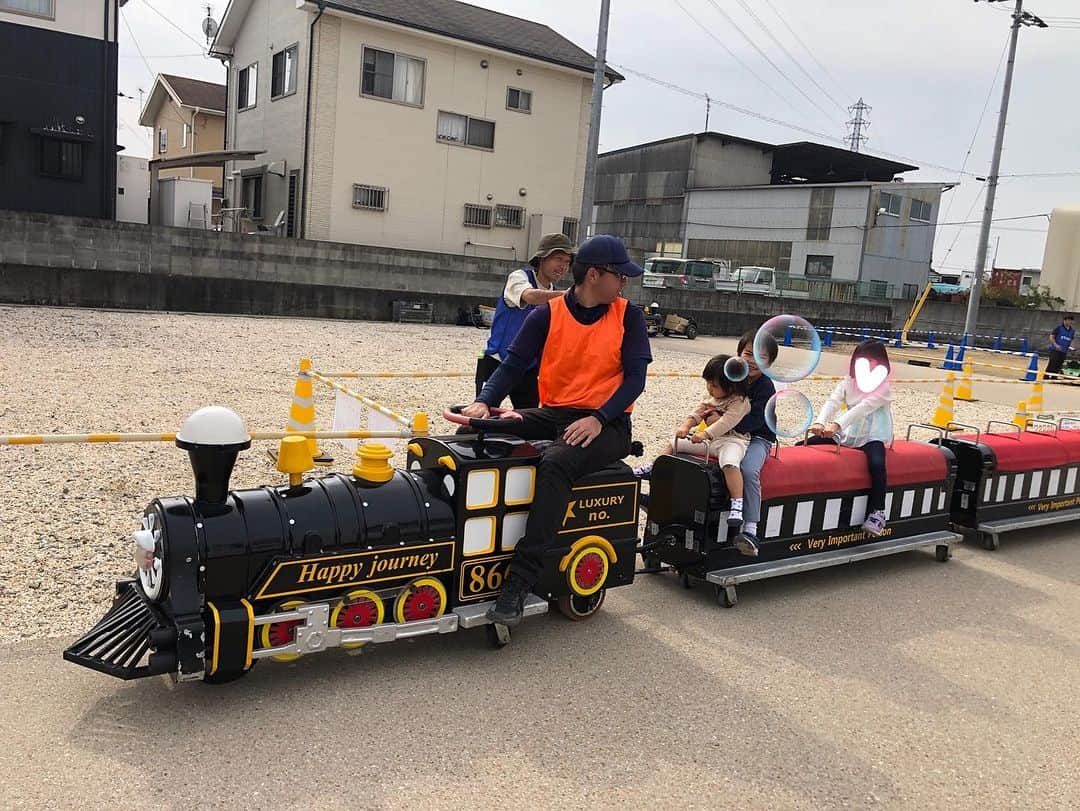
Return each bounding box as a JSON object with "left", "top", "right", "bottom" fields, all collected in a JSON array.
[
  {"left": 934, "top": 421, "right": 1080, "bottom": 550},
  {"left": 64, "top": 408, "right": 639, "bottom": 685},
  {"left": 641, "top": 437, "right": 961, "bottom": 606}
]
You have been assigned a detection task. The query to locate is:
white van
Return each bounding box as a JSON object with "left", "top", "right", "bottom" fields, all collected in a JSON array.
[
  {"left": 642, "top": 258, "right": 729, "bottom": 290},
  {"left": 715, "top": 266, "right": 810, "bottom": 299}
]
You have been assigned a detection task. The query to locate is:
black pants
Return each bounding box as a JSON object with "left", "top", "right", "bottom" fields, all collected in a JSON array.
[
  {"left": 803, "top": 437, "right": 887, "bottom": 512},
  {"left": 498, "top": 407, "right": 632, "bottom": 586},
  {"left": 1047, "top": 350, "right": 1067, "bottom": 376},
  {"left": 474, "top": 355, "right": 540, "bottom": 410}
]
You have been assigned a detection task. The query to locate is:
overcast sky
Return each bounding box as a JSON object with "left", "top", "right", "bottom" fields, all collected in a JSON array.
[{"left": 117, "top": 0, "right": 1079, "bottom": 274}]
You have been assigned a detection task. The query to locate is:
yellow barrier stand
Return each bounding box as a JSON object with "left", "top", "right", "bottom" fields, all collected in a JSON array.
[
  {"left": 955, "top": 359, "right": 976, "bottom": 402},
  {"left": 1028, "top": 372, "right": 1045, "bottom": 415},
  {"left": 930, "top": 373, "right": 955, "bottom": 429},
  {"left": 285, "top": 358, "right": 333, "bottom": 465},
  {"left": 1012, "top": 400, "right": 1029, "bottom": 429}
]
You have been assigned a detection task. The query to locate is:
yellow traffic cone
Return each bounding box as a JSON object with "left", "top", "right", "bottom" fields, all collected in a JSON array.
[
  {"left": 285, "top": 357, "right": 333, "bottom": 465},
  {"left": 1028, "top": 372, "right": 1045, "bottom": 416},
  {"left": 930, "top": 373, "right": 956, "bottom": 429},
  {"left": 955, "top": 359, "right": 976, "bottom": 402},
  {"left": 1012, "top": 400, "right": 1029, "bottom": 430}
]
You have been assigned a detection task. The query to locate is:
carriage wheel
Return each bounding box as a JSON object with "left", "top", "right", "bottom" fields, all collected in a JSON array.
[
  {"left": 714, "top": 584, "right": 737, "bottom": 608},
  {"left": 556, "top": 589, "right": 606, "bottom": 621},
  {"left": 394, "top": 577, "right": 447, "bottom": 624},
  {"left": 331, "top": 589, "right": 385, "bottom": 649},
  {"left": 680, "top": 572, "right": 694, "bottom": 590},
  {"left": 980, "top": 532, "right": 1000, "bottom": 551},
  {"left": 566, "top": 545, "right": 609, "bottom": 597},
  {"left": 935, "top": 544, "right": 951, "bottom": 563},
  {"left": 260, "top": 599, "right": 306, "bottom": 662}
]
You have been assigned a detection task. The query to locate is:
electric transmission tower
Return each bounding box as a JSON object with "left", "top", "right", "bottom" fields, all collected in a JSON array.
[{"left": 845, "top": 98, "right": 871, "bottom": 152}]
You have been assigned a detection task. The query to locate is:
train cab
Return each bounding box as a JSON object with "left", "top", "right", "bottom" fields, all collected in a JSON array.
[{"left": 407, "top": 433, "right": 640, "bottom": 620}]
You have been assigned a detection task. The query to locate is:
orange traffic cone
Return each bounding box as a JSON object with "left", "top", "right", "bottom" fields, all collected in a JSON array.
[{"left": 930, "top": 373, "right": 955, "bottom": 429}]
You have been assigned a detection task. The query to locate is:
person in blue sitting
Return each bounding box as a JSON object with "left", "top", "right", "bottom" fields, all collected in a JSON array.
[
  {"left": 474, "top": 233, "right": 575, "bottom": 409},
  {"left": 1046, "top": 314, "right": 1075, "bottom": 378}
]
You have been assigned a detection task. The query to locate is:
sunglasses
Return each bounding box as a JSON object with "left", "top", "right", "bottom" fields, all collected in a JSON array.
[{"left": 596, "top": 265, "right": 628, "bottom": 282}]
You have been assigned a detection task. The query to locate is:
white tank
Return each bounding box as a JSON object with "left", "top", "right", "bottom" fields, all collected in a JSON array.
[{"left": 1041, "top": 207, "right": 1080, "bottom": 310}]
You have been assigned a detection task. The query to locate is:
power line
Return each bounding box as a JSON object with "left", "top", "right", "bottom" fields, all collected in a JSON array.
[
  {"left": 731, "top": 0, "right": 848, "bottom": 114},
  {"left": 757, "top": 0, "right": 851, "bottom": 102},
  {"left": 610, "top": 64, "right": 973, "bottom": 176},
  {"left": 120, "top": 10, "right": 155, "bottom": 82},
  {"left": 670, "top": 0, "right": 800, "bottom": 112},
  {"left": 699, "top": 0, "right": 841, "bottom": 128},
  {"left": 142, "top": 0, "right": 208, "bottom": 53}
]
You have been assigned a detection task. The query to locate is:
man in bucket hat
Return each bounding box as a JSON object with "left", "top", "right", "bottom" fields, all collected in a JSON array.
[
  {"left": 474, "top": 233, "right": 575, "bottom": 409},
  {"left": 461, "top": 234, "right": 652, "bottom": 626}
]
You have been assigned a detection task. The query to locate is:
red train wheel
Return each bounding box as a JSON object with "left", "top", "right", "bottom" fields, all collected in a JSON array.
[
  {"left": 567, "top": 545, "right": 609, "bottom": 597},
  {"left": 331, "top": 589, "right": 385, "bottom": 650},
  {"left": 260, "top": 599, "right": 305, "bottom": 662},
  {"left": 394, "top": 577, "right": 447, "bottom": 623}
]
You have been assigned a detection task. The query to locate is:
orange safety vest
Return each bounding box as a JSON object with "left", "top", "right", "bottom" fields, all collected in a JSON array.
[{"left": 538, "top": 295, "right": 634, "bottom": 412}]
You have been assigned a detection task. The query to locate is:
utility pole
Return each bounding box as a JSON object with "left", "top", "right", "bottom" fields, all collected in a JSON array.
[
  {"left": 704, "top": 94, "right": 711, "bottom": 131},
  {"left": 964, "top": 0, "right": 1046, "bottom": 338},
  {"left": 845, "top": 98, "right": 871, "bottom": 152},
  {"left": 578, "top": 0, "right": 611, "bottom": 241}
]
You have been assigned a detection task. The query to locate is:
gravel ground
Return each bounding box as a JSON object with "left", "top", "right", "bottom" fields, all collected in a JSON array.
[{"left": 0, "top": 305, "right": 1020, "bottom": 643}]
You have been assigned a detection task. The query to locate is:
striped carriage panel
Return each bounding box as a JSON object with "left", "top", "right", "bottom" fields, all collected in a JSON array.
[
  {"left": 762, "top": 483, "right": 947, "bottom": 539},
  {"left": 979, "top": 464, "right": 1080, "bottom": 505}
]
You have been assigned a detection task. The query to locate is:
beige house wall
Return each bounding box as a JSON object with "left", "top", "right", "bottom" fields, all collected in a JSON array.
[
  {"left": 153, "top": 104, "right": 225, "bottom": 192},
  {"left": 0, "top": 2, "right": 118, "bottom": 41},
  {"left": 322, "top": 17, "right": 591, "bottom": 258}
]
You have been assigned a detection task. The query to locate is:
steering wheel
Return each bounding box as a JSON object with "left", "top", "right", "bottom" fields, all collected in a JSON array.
[{"left": 443, "top": 404, "right": 526, "bottom": 433}]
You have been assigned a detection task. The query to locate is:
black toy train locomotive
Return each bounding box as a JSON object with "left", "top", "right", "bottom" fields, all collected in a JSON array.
[
  {"left": 64, "top": 408, "right": 639, "bottom": 684},
  {"left": 65, "top": 406, "right": 1080, "bottom": 687}
]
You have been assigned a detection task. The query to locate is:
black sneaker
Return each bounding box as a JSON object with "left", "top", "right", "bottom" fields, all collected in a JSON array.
[
  {"left": 486, "top": 575, "right": 529, "bottom": 626},
  {"left": 732, "top": 531, "right": 760, "bottom": 558}
]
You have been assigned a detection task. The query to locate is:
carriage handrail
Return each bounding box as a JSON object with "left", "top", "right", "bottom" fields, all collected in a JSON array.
[
  {"left": 1024, "top": 417, "right": 1058, "bottom": 435},
  {"left": 906, "top": 423, "right": 945, "bottom": 443},
  {"left": 985, "top": 420, "right": 1022, "bottom": 439},
  {"left": 944, "top": 422, "right": 981, "bottom": 445}
]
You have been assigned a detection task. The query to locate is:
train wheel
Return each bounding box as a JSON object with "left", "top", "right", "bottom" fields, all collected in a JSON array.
[
  {"left": 260, "top": 599, "right": 306, "bottom": 663},
  {"left": 639, "top": 550, "right": 662, "bottom": 573},
  {"left": 935, "top": 544, "right": 951, "bottom": 563},
  {"left": 680, "top": 572, "right": 693, "bottom": 589},
  {"left": 331, "top": 589, "right": 385, "bottom": 649},
  {"left": 566, "top": 545, "right": 609, "bottom": 597},
  {"left": 394, "top": 577, "right": 447, "bottom": 624},
  {"left": 980, "top": 532, "right": 1000, "bottom": 551},
  {"left": 556, "top": 589, "right": 606, "bottom": 621},
  {"left": 486, "top": 623, "right": 511, "bottom": 648},
  {"left": 714, "top": 584, "right": 737, "bottom": 608}
]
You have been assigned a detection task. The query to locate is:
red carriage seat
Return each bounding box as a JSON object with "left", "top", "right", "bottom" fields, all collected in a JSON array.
[
  {"left": 951, "top": 431, "right": 1068, "bottom": 472},
  {"left": 760, "top": 440, "right": 949, "bottom": 501}
]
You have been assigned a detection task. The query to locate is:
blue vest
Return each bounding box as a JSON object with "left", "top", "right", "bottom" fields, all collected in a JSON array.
[{"left": 485, "top": 268, "right": 541, "bottom": 364}]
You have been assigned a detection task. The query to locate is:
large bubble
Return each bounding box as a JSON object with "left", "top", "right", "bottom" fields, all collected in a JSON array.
[
  {"left": 724, "top": 356, "right": 749, "bottom": 383},
  {"left": 753, "top": 315, "right": 822, "bottom": 383},
  {"left": 765, "top": 389, "right": 816, "bottom": 439}
]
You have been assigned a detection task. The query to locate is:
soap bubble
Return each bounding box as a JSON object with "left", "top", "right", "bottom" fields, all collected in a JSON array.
[
  {"left": 724, "top": 356, "right": 749, "bottom": 383},
  {"left": 765, "top": 389, "right": 816, "bottom": 439},
  {"left": 754, "top": 315, "right": 822, "bottom": 383}
]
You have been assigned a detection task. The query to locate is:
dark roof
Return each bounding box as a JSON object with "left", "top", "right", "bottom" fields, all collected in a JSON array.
[
  {"left": 161, "top": 74, "right": 227, "bottom": 112},
  {"left": 599, "top": 131, "right": 918, "bottom": 183},
  {"left": 323, "top": 0, "right": 621, "bottom": 81},
  {"left": 771, "top": 141, "right": 916, "bottom": 183}
]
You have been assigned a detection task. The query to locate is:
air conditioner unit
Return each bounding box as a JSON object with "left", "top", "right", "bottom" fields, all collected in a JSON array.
[{"left": 267, "top": 160, "right": 287, "bottom": 177}]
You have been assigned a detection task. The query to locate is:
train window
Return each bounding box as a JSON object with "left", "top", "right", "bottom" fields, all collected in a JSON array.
[
  {"left": 501, "top": 512, "right": 528, "bottom": 550},
  {"left": 463, "top": 516, "right": 496, "bottom": 556},
  {"left": 465, "top": 469, "right": 499, "bottom": 510},
  {"left": 504, "top": 467, "right": 535, "bottom": 505}
]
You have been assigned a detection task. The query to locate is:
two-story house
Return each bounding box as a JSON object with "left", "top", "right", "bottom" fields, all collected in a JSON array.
[
  {"left": 209, "top": 0, "right": 619, "bottom": 254},
  {"left": 0, "top": 0, "right": 125, "bottom": 219},
  {"left": 138, "top": 73, "right": 227, "bottom": 216}
]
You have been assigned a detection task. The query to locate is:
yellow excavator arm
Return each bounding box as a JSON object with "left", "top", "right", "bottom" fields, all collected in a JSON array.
[{"left": 901, "top": 281, "right": 934, "bottom": 343}]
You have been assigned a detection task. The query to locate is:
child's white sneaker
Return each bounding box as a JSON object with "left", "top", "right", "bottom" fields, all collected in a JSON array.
[{"left": 862, "top": 509, "right": 887, "bottom": 537}]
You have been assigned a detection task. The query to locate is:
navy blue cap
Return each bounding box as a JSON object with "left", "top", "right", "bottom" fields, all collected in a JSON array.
[{"left": 575, "top": 234, "right": 644, "bottom": 278}]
